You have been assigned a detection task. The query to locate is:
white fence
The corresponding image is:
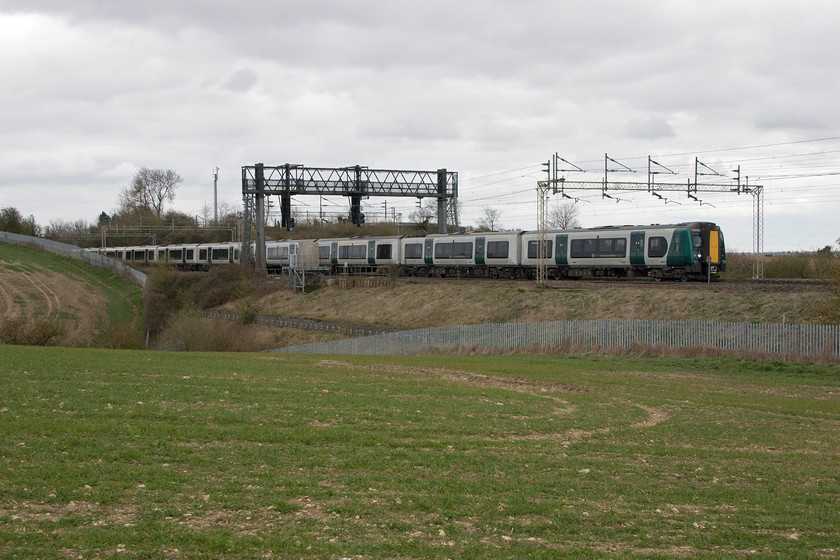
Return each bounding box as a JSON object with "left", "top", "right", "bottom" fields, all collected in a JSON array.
[
  {"left": 271, "top": 319, "right": 840, "bottom": 361},
  {"left": 0, "top": 232, "right": 147, "bottom": 288}
]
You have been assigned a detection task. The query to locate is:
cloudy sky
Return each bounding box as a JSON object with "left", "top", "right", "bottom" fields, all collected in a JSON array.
[{"left": 2, "top": 0, "right": 839, "bottom": 251}]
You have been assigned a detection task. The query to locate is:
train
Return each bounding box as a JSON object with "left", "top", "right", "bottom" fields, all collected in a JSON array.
[{"left": 97, "top": 221, "right": 726, "bottom": 281}]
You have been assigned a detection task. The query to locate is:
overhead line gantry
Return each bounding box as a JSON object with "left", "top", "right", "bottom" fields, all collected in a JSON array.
[
  {"left": 537, "top": 153, "right": 765, "bottom": 280},
  {"left": 241, "top": 163, "right": 458, "bottom": 271}
]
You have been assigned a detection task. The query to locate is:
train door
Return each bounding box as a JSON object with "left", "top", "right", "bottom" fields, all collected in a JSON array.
[
  {"left": 330, "top": 242, "right": 338, "bottom": 265},
  {"left": 630, "top": 231, "right": 645, "bottom": 265},
  {"left": 424, "top": 238, "right": 434, "bottom": 265},
  {"left": 368, "top": 240, "right": 376, "bottom": 265},
  {"left": 475, "top": 237, "right": 485, "bottom": 265},
  {"left": 554, "top": 234, "right": 568, "bottom": 265}
]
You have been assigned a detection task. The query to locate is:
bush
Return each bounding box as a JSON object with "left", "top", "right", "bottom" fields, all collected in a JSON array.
[
  {"left": 0, "top": 315, "right": 64, "bottom": 346},
  {"left": 143, "top": 264, "right": 280, "bottom": 345},
  {"left": 98, "top": 323, "right": 145, "bottom": 350},
  {"left": 153, "top": 310, "right": 273, "bottom": 352},
  {"left": 726, "top": 252, "right": 840, "bottom": 280}
]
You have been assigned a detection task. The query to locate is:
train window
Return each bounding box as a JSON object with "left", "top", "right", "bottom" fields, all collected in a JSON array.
[
  {"left": 169, "top": 249, "right": 182, "bottom": 261},
  {"left": 267, "top": 246, "right": 289, "bottom": 259},
  {"left": 186, "top": 249, "right": 194, "bottom": 260},
  {"left": 318, "top": 245, "right": 330, "bottom": 259},
  {"left": 692, "top": 231, "right": 702, "bottom": 249},
  {"left": 199, "top": 249, "right": 208, "bottom": 261},
  {"left": 527, "top": 240, "right": 553, "bottom": 259},
  {"left": 404, "top": 243, "right": 423, "bottom": 259},
  {"left": 648, "top": 236, "right": 667, "bottom": 258},
  {"left": 597, "top": 238, "right": 626, "bottom": 258},
  {"left": 570, "top": 238, "right": 596, "bottom": 258},
  {"left": 376, "top": 244, "right": 393, "bottom": 259},
  {"left": 339, "top": 244, "right": 367, "bottom": 259},
  {"left": 212, "top": 248, "right": 229, "bottom": 260},
  {"left": 487, "top": 241, "right": 509, "bottom": 259},
  {"left": 435, "top": 242, "right": 473, "bottom": 259}
]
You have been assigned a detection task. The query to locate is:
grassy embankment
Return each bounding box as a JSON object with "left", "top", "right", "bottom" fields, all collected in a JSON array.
[
  {"left": 152, "top": 251, "right": 840, "bottom": 351},
  {"left": 3, "top": 241, "right": 838, "bottom": 351},
  {"left": 1, "top": 346, "right": 838, "bottom": 558},
  {"left": 0, "top": 241, "right": 143, "bottom": 347}
]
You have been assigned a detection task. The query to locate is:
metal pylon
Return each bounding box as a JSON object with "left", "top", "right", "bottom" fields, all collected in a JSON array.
[
  {"left": 536, "top": 181, "right": 551, "bottom": 285},
  {"left": 751, "top": 186, "right": 764, "bottom": 279}
]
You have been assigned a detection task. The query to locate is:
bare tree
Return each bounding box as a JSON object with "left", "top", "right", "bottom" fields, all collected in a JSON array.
[
  {"left": 199, "top": 201, "right": 214, "bottom": 226},
  {"left": 548, "top": 201, "right": 581, "bottom": 229},
  {"left": 477, "top": 206, "right": 502, "bottom": 231},
  {"left": 120, "top": 168, "right": 183, "bottom": 220},
  {"left": 409, "top": 201, "right": 436, "bottom": 232},
  {"left": 43, "top": 218, "right": 93, "bottom": 245}
]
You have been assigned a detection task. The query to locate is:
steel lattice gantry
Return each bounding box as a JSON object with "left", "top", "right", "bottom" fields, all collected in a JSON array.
[
  {"left": 241, "top": 163, "right": 458, "bottom": 269},
  {"left": 539, "top": 177, "right": 765, "bottom": 277}
]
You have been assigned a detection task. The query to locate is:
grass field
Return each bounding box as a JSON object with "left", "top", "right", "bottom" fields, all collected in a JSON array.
[{"left": 2, "top": 346, "right": 838, "bottom": 558}]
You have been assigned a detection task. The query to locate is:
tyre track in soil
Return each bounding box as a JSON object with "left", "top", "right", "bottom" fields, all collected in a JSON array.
[
  {"left": 0, "top": 260, "right": 129, "bottom": 345},
  {"left": 315, "top": 359, "right": 671, "bottom": 444},
  {"left": 20, "top": 266, "right": 60, "bottom": 318},
  {"left": 0, "top": 273, "right": 27, "bottom": 318}
]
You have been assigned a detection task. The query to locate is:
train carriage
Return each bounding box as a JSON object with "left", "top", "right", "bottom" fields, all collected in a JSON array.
[
  {"left": 122, "top": 245, "right": 158, "bottom": 264},
  {"left": 519, "top": 222, "right": 725, "bottom": 280},
  {"left": 208, "top": 242, "right": 240, "bottom": 266},
  {"left": 265, "top": 240, "right": 295, "bottom": 271},
  {"left": 329, "top": 236, "right": 401, "bottom": 274}
]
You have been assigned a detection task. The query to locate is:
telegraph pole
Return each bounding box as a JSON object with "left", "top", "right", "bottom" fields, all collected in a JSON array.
[{"left": 213, "top": 167, "right": 219, "bottom": 225}]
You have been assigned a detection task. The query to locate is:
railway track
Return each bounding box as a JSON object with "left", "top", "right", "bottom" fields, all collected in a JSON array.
[{"left": 395, "top": 275, "right": 829, "bottom": 292}]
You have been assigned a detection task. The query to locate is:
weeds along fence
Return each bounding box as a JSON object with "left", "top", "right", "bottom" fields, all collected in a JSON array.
[
  {"left": 271, "top": 319, "right": 840, "bottom": 361},
  {"left": 0, "top": 232, "right": 147, "bottom": 288}
]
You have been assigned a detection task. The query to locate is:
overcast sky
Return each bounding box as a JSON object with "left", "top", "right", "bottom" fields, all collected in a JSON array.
[{"left": 2, "top": 0, "right": 839, "bottom": 251}]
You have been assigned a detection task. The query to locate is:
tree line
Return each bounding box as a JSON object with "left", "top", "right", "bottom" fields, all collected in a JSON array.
[{"left": 2, "top": 168, "right": 241, "bottom": 247}]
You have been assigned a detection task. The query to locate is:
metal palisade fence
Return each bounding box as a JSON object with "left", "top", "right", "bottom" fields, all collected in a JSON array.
[{"left": 271, "top": 319, "right": 840, "bottom": 361}]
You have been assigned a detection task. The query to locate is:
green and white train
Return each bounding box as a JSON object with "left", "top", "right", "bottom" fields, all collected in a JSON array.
[
  {"left": 329, "top": 221, "right": 726, "bottom": 281},
  {"left": 100, "top": 221, "right": 726, "bottom": 282}
]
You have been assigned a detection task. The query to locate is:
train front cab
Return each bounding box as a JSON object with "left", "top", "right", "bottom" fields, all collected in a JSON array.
[{"left": 686, "top": 222, "right": 726, "bottom": 280}]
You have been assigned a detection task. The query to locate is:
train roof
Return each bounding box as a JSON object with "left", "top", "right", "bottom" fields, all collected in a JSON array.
[{"left": 519, "top": 221, "right": 720, "bottom": 235}]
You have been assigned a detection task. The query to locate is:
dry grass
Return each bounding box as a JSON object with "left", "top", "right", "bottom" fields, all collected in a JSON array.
[
  {"left": 244, "top": 277, "right": 829, "bottom": 330},
  {"left": 153, "top": 311, "right": 344, "bottom": 352}
]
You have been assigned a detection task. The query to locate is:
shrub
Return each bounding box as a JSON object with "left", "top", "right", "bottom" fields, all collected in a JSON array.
[
  {"left": 0, "top": 315, "right": 64, "bottom": 346},
  {"left": 143, "top": 264, "right": 281, "bottom": 346},
  {"left": 98, "top": 323, "right": 145, "bottom": 350},
  {"left": 153, "top": 310, "right": 272, "bottom": 352}
]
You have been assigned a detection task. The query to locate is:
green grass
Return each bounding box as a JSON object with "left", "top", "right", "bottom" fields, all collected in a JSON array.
[{"left": 1, "top": 347, "right": 839, "bottom": 558}]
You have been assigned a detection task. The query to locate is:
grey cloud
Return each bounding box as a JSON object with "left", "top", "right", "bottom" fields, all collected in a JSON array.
[
  {"left": 222, "top": 68, "right": 258, "bottom": 92},
  {"left": 3, "top": 0, "right": 840, "bottom": 249},
  {"left": 625, "top": 117, "right": 675, "bottom": 140}
]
